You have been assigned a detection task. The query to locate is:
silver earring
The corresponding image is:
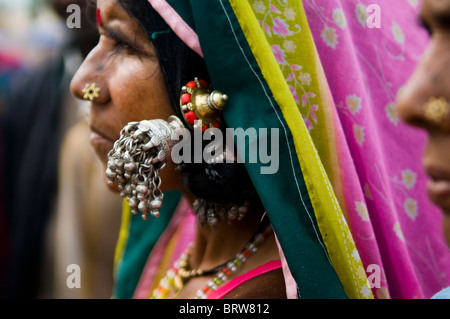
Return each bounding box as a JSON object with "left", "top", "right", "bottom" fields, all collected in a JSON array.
[
  {"left": 192, "top": 198, "right": 250, "bottom": 228},
  {"left": 106, "top": 116, "right": 184, "bottom": 220}
]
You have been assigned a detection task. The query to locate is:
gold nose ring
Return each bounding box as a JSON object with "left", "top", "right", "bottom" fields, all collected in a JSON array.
[
  {"left": 424, "top": 97, "right": 449, "bottom": 123},
  {"left": 82, "top": 83, "right": 101, "bottom": 101}
]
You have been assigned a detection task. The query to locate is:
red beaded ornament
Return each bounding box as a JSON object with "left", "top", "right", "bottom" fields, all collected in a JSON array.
[{"left": 179, "top": 78, "right": 228, "bottom": 131}]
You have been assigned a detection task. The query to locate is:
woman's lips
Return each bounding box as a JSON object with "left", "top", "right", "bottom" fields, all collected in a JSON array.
[
  {"left": 426, "top": 169, "right": 450, "bottom": 214},
  {"left": 89, "top": 128, "right": 116, "bottom": 159},
  {"left": 90, "top": 130, "right": 114, "bottom": 145}
]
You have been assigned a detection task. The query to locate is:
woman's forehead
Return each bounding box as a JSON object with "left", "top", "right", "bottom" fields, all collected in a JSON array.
[
  {"left": 97, "top": 0, "right": 148, "bottom": 35},
  {"left": 97, "top": 0, "right": 132, "bottom": 23}
]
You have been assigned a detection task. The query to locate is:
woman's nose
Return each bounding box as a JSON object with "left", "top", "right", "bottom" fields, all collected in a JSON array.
[
  {"left": 70, "top": 47, "right": 109, "bottom": 104},
  {"left": 396, "top": 72, "right": 429, "bottom": 128},
  {"left": 397, "top": 45, "right": 437, "bottom": 129}
]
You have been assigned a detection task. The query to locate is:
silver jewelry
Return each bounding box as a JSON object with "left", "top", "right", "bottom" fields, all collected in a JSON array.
[
  {"left": 192, "top": 198, "right": 250, "bottom": 228},
  {"left": 106, "top": 116, "right": 185, "bottom": 220}
]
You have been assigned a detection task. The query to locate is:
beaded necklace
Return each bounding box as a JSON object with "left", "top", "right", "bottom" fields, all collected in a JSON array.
[{"left": 150, "top": 222, "right": 273, "bottom": 299}]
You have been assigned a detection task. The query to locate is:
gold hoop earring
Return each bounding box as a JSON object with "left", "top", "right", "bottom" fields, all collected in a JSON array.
[
  {"left": 82, "top": 83, "right": 101, "bottom": 102},
  {"left": 424, "top": 97, "right": 449, "bottom": 123}
]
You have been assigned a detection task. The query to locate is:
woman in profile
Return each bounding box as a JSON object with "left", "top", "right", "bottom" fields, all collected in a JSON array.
[
  {"left": 70, "top": 0, "right": 288, "bottom": 299},
  {"left": 70, "top": 0, "right": 450, "bottom": 300}
]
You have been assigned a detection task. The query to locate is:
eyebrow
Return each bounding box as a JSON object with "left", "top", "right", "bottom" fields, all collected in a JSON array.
[
  {"left": 104, "top": 26, "right": 133, "bottom": 46},
  {"left": 103, "top": 25, "right": 144, "bottom": 52}
]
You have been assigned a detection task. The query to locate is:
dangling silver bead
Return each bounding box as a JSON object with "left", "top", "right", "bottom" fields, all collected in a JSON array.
[
  {"left": 105, "top": 167, "right": 116, "bottom": 179},
  {"left": 117, "top": 175, "right": 126, "bottom": 184},
  {"left": 191, "top": 198, "right": 252, "bottom": 228},
  {"left": 197, "top": 206, "right": 206, "bottom": 226},
  {"left": 150, "top": 199, "right": 163, "bottom": 210},
  {"left": 107, "top": 117, "right": 185, "bottom": 220},
  {"left": 138, "top": 201, "right": 149, "bottom": 214},
  {"left": 227, "top": 205, "right": 238, "bottom": 222},
  {"left": 124, "top": 184, "right": 133, "bottom": 196},
  {"left": 115, "top": 159, "right": 124, "bottom": 174},
  {"left": 124, "top": 162, "right": 136, "bottom": 173},
  {"left": 128, "top": 196, "right": 138, "bottom": 209},
  {"left": 150, "top": 209, "right": 161, "bottom": 218},
  {"left": 136, "top": 184, "right": 148, "bottom": 201},
  {"left": 238, "top": 205, "right": 248, "bottom": 220},
  {"left": 193, "top": 199, "right": 201, "bottom": 210},
  {"left": 207, "top": 208, "right": 219, "bottom": 228}
]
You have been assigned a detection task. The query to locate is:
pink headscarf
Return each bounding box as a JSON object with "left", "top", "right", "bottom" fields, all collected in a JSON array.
[{"left": 303, "top": 0, "right": 450, "bottom": 298}]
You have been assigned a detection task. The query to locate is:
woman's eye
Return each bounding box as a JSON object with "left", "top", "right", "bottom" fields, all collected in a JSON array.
[
  {"left": 99, "top": 31, "right": 138, "bottom": 55},
  {"left": 115, "top": 41, "right": 135, "bottom": 54}
]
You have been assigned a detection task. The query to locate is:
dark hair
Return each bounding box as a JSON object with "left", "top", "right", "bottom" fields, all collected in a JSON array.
[{"left": 117, "top": 0, "right": 258, "bottom": 204}]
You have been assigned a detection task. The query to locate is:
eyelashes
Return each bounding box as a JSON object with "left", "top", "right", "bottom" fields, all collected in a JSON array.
[
  {"left": 113, "top": 40, "right": 135, "bottom": 54},
  {"left": 99, "top": 30, "right": 140, "bottom": 56}
]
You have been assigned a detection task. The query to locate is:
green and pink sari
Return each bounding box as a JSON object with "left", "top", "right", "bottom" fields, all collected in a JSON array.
[{"left": 113, "top": 0, "right": 450, "bottom": 299}]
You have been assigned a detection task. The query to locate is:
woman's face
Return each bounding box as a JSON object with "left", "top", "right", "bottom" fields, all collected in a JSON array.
[
  {"left": 397, "top": 0, "right": 450, "bottom": 244},
  {"left": 70, "top": 0, "right": 180, "bottom": 191}
]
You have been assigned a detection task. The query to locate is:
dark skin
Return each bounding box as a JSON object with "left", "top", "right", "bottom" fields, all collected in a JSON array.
[
  {"left": 70, "top": 0, "right": 285, "bottom": 299},
  {"left": 397, "top": 0, "right": 450, "bottom": 245}
]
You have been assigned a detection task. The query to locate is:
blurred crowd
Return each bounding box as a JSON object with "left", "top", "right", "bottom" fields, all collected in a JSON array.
[{"left": 0, "top": 0, "right": 122, "bottom": 299}]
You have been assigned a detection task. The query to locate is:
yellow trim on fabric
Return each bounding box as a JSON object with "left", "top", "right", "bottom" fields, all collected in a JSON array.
[
  {"left": 113, "top": 199, "right": 132, "bottom": 277},
  {"left": 312, "top": 53, "right": 350, "bottom": 222},
  {"left": 229, "top": 0, "right": 372, "bottom": 299},
  {"left": 146, "top": 223, "right": 183, "bottom": 298}
]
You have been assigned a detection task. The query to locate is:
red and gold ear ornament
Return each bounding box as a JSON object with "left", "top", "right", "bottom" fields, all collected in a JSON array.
[{"left": 179, "top": 78, "right": 228, "bottom": 131}]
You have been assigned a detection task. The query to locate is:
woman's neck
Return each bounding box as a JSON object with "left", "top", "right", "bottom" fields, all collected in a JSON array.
[
  {"left": 188, "top": 200, "right": 268, "bottom": 271},
  {"left": 169, "top": 190, "right": 281, "bottom": 299}
]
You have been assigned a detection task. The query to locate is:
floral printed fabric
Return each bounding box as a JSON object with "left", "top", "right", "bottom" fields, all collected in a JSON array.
[
  {"left": 234, "top": 0, "right": 373, "bottom": 298},
  {"left": 251, "top": 0, "right": 450, "bottom": 298}
]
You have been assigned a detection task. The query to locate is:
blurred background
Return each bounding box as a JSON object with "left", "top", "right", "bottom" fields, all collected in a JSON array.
[{"left": 0, "top": 0, "right": 123, "bottom": 299}]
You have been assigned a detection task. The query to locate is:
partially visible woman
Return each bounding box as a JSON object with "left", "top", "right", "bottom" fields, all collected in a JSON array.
[
  {"left": 397, "top": 0, "right": 450, "bottom": 246},
  {"left": 396, "top": 0, "right": 450, "bottom": 299}
]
